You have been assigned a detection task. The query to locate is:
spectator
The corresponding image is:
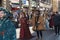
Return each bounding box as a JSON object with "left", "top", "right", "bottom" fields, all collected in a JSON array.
[{"left": 0, "top": 7, "right": 16, "bottom": 40}]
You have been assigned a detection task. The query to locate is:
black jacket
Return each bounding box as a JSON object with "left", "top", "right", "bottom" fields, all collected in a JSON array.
[{"left": 53, "top": 14, "right": 60, "bottom": 26}]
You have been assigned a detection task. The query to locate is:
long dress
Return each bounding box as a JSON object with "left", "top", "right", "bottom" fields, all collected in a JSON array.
[
  {"left": 20, "top": 17, "right": 32, "bottom": 40},
  {"left": 49, "top": 15, "right": 54, "bottom": 28},
  {"left": 0, "top": 18, "right": 16, "bottom": 40}
]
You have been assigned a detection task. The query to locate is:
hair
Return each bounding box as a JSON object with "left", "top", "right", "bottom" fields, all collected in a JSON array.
[
  {"left": 53, "top": 12, "right": 58, "bottom": 14},
  {"left": 56, "top": 12, "right": 58, "bottom": 14},
  {"left": 22, "top": 12, "right": 26, "bottom": 17},
  {"left": 52, "top": 13, "right": 55, "bottom": 16},
  {"left": 20, "top": 12, "right": 26, "bottom": 17}
]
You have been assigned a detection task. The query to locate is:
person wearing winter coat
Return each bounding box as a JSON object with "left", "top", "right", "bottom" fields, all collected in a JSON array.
[
  {"left": 32, "top": 10, "right": 45, "bottom": 40},
  {"left": 0, "top": 7, "right": 16, "bottom": 40},
  {"left": 53, "top": 12, "right": 60, "bottom": 35}
]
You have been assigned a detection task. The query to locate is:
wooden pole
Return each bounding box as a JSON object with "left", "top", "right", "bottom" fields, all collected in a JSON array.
[
  {"left": 6, "top": 0, "right": 11, "bottom": 11},
  {"left": 2, "top": 0, "right": 6, "bottom": 8},
  {"left": 28, "top": 0, "right": 32, "bottom": 20},
  {"left": 19, "top": 0, "right": 22, "bottom": 12}
]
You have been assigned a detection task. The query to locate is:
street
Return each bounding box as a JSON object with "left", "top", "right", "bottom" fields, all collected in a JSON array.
[
  {"left": 16, "top": 27, "right": 60, "bottom": 40},
  {"left": 0, "top": 0, "right": 60, "bottom": 40}
]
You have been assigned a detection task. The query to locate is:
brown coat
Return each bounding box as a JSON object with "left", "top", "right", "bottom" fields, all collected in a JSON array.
[
  {"left": 37, "top": 14, "right": 45, "bottom": 30},
  {"left": 32, "top": 13, "right": 45, "bottom": 31}
]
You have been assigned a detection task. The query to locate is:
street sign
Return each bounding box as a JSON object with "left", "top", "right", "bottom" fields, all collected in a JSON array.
[{"left": 22, "top": 0, "right": 26, "bottom": 4}]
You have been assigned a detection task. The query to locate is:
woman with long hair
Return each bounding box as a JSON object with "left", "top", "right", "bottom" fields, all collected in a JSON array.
[{"left": 19, "top": 12, "right": 32, "bottom": 40}]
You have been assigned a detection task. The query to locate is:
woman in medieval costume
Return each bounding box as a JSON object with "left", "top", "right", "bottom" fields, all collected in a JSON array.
[
  {"left": 19, "top": 12, "right": 32, "bottom": 40},
  {"left": 0, "top": 7, "right": 16, "bottom": 40}
]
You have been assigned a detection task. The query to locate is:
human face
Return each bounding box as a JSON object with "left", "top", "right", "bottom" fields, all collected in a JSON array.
[
  {"left": 20, "top": 12, "right": 24, "bottom": 18},
  {"left": 21, "top": 12, "right": 25, "bottom": 17},
  {"left": 0, "top": 11, "right": 5, "bottom": 18}
]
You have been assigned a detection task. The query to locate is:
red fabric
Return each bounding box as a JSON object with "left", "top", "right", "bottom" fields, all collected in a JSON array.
[
  {"left": 11, "top": 8, "right": 19, "bottom": 11},
  {"left": 0, "top": 32, "right": 4, "bottom": 35},
  {"left": 49, "top": 16, "right": 54, "bottom": 27},
  {"left": 20, "top": 17, "right": 32, "bottom": 40}
]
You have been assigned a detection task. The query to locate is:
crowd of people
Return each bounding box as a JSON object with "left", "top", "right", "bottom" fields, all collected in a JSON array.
[
  {"left": 0, "top": 7, "right": 60, "bottom": 40},
  {"left": 30, "top": 9, "right": 60, "bottom": 40},
  {"left": 0, "top": 7, "right": 32, "bottom": 40}
]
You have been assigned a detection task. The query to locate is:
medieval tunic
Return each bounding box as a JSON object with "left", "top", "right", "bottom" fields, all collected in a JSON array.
[
  {"left": 20, "top": 17, "right": 32, "bottom": 39},
  {"left": 49, "top": 14, "right": 54, "bottom": 28}
]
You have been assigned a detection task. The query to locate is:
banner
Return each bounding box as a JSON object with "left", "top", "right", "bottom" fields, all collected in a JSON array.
[{"left": 22, "top": 0, "right": 26, "bottom": 4}]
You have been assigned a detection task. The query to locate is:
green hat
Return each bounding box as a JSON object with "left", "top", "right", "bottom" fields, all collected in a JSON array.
[{"left": 0, "top": 7, "right": 12, "bottom": 18}]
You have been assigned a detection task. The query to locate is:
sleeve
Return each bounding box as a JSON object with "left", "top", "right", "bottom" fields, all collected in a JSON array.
[{"left": 6, "top": 20, "right": 17, "bottom": 40}]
